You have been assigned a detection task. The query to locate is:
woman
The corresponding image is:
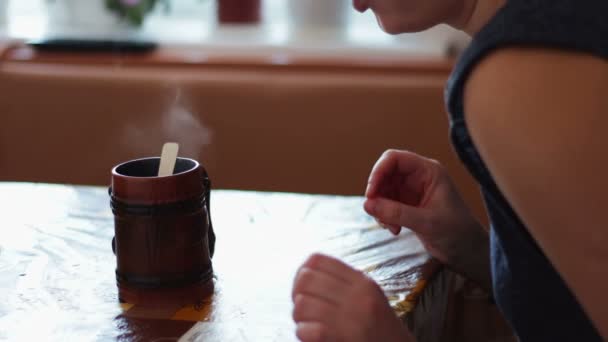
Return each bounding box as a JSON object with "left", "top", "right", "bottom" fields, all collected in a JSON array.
[{"left": 291, "top": 0, "right": 608, "bottom": 341}]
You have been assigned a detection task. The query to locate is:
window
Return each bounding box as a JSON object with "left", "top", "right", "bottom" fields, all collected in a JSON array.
[{"left": 0, "top": 0, "right": 468, "bottom": 56}]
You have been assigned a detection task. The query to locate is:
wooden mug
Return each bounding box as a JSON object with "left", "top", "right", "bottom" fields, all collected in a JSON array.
[{"left": 110, "top": 157, "right": 215, "bottom": 306}]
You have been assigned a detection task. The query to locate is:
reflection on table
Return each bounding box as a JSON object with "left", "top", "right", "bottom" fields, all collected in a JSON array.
[{"left": 0, "top": 182, "right": 450, "bottom": 341}]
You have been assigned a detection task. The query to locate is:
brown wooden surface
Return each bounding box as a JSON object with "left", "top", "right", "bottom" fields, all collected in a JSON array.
[
  {"left": 0, "top": 183, "right": 445, "bottom": 341},
  {"left": 0, "top": 41, "right": 454, "bottom": 75},
  {"left": 0, "top": 38, "right": 487, "bottom": 229},
  {"left": 0, "top": 47, "right": 483, "bottom": 222}
]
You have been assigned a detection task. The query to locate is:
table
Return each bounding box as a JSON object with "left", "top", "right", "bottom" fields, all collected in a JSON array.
[{"left": 0, "top": 183, "right": 451, "bottom": 341}]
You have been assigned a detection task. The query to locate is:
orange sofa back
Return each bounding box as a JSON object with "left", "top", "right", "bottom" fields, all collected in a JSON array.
[{"left": 0, "top": 45, "right": 485, "bottom": 219}]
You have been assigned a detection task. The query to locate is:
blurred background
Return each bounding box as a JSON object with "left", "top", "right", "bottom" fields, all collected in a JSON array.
[
  {"left": 0, "top": 2, "right": 517, "bottom": 340},
  {"left": 0, "top": 0, "right": 482, "bottom": 218}
]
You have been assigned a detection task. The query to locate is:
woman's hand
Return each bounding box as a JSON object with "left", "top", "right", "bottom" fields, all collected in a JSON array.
[
  {"left": 292, "top": 254, "right": 414, "bottom": 342},
  {"left": 364, "top": 149, "right": 491, "bottom": 288}
]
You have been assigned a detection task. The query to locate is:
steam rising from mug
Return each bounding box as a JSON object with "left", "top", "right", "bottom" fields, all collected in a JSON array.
[{"left": 122, "top": 87, "right": 212, "bottom": 158}]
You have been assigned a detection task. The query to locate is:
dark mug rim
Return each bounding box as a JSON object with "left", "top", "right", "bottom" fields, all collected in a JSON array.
[
  {"left": 112, "top": 157, "right": 199, "bottom": 179},
  {"left": 110, "top": 157, "right": 205, "bottom": 205}
]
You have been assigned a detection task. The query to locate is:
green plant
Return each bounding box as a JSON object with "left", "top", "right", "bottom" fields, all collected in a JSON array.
[{"left": 105, "top": 0, "right": 170, "bottom": 26}]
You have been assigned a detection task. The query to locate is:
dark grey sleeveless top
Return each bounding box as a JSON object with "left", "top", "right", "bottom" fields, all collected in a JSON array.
[{"left": 446, "top": 0, "right": 607, "bottom": 340}]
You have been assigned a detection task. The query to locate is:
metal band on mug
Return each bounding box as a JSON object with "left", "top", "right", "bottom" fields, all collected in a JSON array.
[
  {"left": 115, "top": 267, "right": 214, "bottom": 289},
  {"left": 109, "top": 189, "right": 207, "bottom": 217}
]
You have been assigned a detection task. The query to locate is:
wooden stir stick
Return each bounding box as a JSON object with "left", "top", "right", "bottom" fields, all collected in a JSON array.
[{"left": 158, "top": 142, "right": 179, "bottom": 177}]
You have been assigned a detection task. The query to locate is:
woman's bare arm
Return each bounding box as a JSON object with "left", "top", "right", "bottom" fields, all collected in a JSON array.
[{"left": 464, "top": 47, "right": 608, "bottom": 339}]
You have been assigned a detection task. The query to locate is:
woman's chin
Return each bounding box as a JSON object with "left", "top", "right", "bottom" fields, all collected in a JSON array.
[
  {"left": 353, "top": 0, "right": 370, "bottom": 12},
  {"left": 376, "top": 15, "right": 436, "bottom": 34}
]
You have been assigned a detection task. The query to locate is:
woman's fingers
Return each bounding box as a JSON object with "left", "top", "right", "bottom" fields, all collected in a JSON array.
[
  {"left": 366, "top": 150, "right": 424, "bottom": 198},
  {"left": 366, "top": 150, "right": 400, "bottom": 198},
  {"left": 292, "top": 253, "right": 412, "bottom": 342},
  {"left": 295, "top": 321, "right": 333, "bottom": 342},
  {"left": 293, "top": 294, "right": 338, "bottom": 324},
  {"left": 291, "top": 254, "right": 362, "bottom": 341},
  {"left": 364, "top": 197, "right": 428, "bottom": 233},
  {"left": 298, "top": 254, "right": 360, "bottom": 283},
  {"left": 376, "top": 220, "right": 402, "bottom": 235},
  {"left": 292, "top": 267, "right": 349, "bottom": 304}
]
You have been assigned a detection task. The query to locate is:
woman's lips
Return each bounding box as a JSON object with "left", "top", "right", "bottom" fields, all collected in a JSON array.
[{"left": 353, "top": 0, "right": 370, "bottom": 12}]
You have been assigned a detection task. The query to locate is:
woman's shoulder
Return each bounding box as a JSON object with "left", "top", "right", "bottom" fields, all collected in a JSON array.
[
  {"left": 446, "top": 0, "right": 608, "bottom": 117},
  {"left": 461, "top": 45, "right": 608, "bottom": 339},
  {"left": 474, "top": 0, "right": 608, "bottom": 48},
  {"left": 463, "top": 46, "right": 608, "bottom": 132}
]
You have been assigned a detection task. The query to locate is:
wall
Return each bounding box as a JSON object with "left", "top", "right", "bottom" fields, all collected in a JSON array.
[{"left": 0, "top": 45, "right": 486, "bottom": 222}]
